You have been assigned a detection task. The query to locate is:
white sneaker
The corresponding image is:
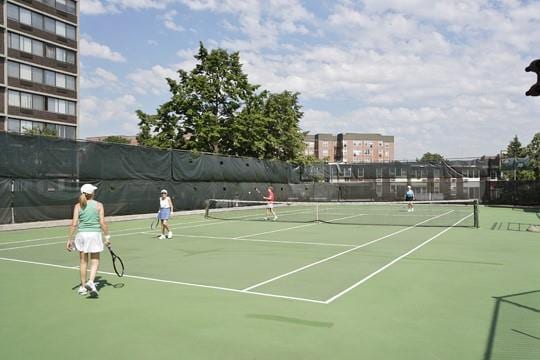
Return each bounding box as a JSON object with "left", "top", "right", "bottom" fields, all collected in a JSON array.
[
  {"left": 77, "top": 286, "right": 88, "bottom": 296},
  {"left": 273, "top": 216, "right": 278, "bottom": 221},
  {"left": 85, "top": 281, "right": 98, "bottom": 297},
  {"left": 167, "top": 231, "right": 173, "bottom": 239},
  {"left": 158, "top": 234, "right": 166, "bottom": 239}
]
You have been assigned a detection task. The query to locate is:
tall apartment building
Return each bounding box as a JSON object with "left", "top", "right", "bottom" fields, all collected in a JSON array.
[
  {"left": 337, "top": 133, "right": 394, "bottom": 163},
  {"left": 0, "top": 0, "right": 78, "bottom": 139},
  {"left": 304, "top": 132, "right": 395, "bottom": 163}
]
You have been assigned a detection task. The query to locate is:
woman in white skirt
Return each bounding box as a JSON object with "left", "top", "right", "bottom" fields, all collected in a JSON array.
[
  {"left": 66, "top": 184, "right": 111, "bottom": 297},
  {"left": 158, "top": 189, "right": 174, "bottom": 239}
]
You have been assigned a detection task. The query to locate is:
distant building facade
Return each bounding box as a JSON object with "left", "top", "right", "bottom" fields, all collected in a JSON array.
[
  {"left": 304, "top": 132, "right": 394, "bottom": 163},
  {"left": 314, "top": 133, "right": 337, "bottom": 161},
  {"left": 1, "top": 0, "right": 79, "bottom": 139},
  {"left": 337, "top": 133, "right": 394, "bottom": 163}
]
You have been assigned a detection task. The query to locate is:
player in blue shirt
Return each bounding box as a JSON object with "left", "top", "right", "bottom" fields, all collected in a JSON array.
[{"left": 405, "top": 185, "right": 415, "bottom": 212}]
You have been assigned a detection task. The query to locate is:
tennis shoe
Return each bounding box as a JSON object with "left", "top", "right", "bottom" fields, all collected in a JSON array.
[
  {"left": 77, "top": 286, "right": 88, "bottom": 296},
  {"left": 167, "top": 231, "right": 173, "bottom": 239},
  {"left": 85, "top": 281, "right": 99, "bottom": 297},
  {"left": 158, "top": 234, "right": 166, "bottom": 239},
  {"left": 273, "top": 216, "right": 278, "bottom": 221}
]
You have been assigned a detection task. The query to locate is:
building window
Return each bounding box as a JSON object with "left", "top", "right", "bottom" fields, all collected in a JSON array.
[
  {"left": 32, "top": 67, "right": 44, "bottom": 83},
  {"left": 9, "top": 91, "right": 20, "bottom": 107},
  {"left": 7, "top": 4, "right": 19, "bottom": 20},
  {"left": 8, "top": 62, "right": 19, "bottom": 78},
  {"left": 20, "top": 64, "right": 32, "bottom": 81},
  {"left": 33, "top": 95, "right": 45, "bottom": 111},
  {"left": 20, "top": 93, "right": 33, "bottom": 109},
  {"left": 32, "top": 40, "right": 44, "bottom": 56},
  {"left": 22, "top": 37, "right": 32, "bottom": 53},
  {"left": 32, "top": 12, "right": 44, "bottom": 30},
  {"left": 7, "top": 118, "right": 20, "bottom": 133},
  {"left": 9, "top": 33, "right": 20, "bottom": 50}
]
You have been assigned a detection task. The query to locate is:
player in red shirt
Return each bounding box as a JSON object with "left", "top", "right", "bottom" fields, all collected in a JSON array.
[{"left": 263, "top": 186, "right": 278, "bottom": 221}]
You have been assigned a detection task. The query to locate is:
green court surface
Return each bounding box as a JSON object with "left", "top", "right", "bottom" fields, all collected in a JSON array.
[{"left": 1, "top": 206, "right": 539, "bottom": 359}]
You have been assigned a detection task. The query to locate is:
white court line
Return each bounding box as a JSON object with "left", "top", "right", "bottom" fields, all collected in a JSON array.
[
  {"left": 0, "top": 228, "right": 178, "bottom": 252},
  {"left": 233, "top": 213, "right": 370, "bottom": 240},
  {"left": 241, "top": 210, "right": 454, "bottom": 292},
  {"left": 324, "top": 213, "right": 473, "bottom": 304},
  {"left": 0, "top": 256, "right": 325, "bottom": 304},
  {"left": 0, "top": 218, "right": 213, "bottom": 246},
  {"left": 171, "top": 233, "right": 355, "bottom": 248}
]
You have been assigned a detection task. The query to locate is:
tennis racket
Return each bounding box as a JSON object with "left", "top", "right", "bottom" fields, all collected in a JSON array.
[
  {"left": 255, "top": 188, "right": 262, "bottom": 197},
  {"left": 150, "top": 211, "right": 160, "bottom": 229},
  {"left": 107, "top": 245, "right": 125, "bottom": 277}
]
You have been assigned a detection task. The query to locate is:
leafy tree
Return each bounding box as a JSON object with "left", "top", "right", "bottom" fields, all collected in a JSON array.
[
  {"left": 103, "top": 136, "right": 130, "bottom": 144},
  {"left": 136, "top": 42, "right": 305, "bottom": 161},
  {"left": 261, "top": 91, "right": 304, "bottom": 162},
  {"left": 419, "top": 152, "right": 445, "bottom": 163},
  {"left": 525, "top": 132, "right": 540, "bottom": 178},
  {"left": 506, "top": 135, "right": 525, "bottom": 157},
  {"left": 23, "top": 126, "right": 58, "bottom": 137}
]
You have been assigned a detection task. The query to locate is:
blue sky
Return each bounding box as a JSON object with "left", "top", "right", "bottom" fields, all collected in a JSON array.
[{"left": 80, "top": 0, "right": 539, "bottom": 160}]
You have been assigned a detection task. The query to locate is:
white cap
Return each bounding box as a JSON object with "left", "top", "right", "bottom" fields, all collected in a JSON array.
[
  {"left": 407, "top": 185, "right": 412, "bottom": 189},
  {"left": 81, "top": 184, "right": 98, "bottom": 194},
  {"left": 161, "top": 189, "right": 168, "bottom": 194}
]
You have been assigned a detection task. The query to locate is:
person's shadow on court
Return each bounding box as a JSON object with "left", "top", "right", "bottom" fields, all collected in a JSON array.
[{"left": 71, "top": 275, "right": 125, "bottom": 299}]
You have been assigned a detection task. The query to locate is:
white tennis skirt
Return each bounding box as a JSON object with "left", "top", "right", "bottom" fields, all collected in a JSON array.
[
  {"left": 75, "top": 232, "right": 104, "bottom": 253},
  {"left": 266, "top": 203, "right": 274, "bottom": 209}
]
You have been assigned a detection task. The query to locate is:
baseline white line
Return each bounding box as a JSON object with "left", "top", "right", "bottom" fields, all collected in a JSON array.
[
  {"left": 241, "top": 210, "right": 455, "bottom": 292},
  {"left": 0, "top": 256, "right": 324, "bottom": 304},
  {"left": 325, "top": 213, "right": 473, "bottom": 304}
]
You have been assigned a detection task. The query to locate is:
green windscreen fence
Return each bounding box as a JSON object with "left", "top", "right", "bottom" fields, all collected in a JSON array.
[
  {"left": 171, "top": 151, "right": 294, "bottom": 183},
  {"left": 0, "top": 178, "right": 12, "bottom": 224},
  {"left": 0, "top": 133, "right": 78, "bottom": 179},
  {"left": 78, "top": 142, "right": 172, "bottom": 181},
  {"left": 13, "top": 179, "right": 80, "bottom": 223}
]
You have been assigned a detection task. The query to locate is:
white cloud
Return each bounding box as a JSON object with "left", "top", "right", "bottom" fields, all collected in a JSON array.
[
  {"left": 80, "top": 0, "right": 111, "bottom": 15},
  {"left": 162, "top": 10, "right": 184, "bottom": 32},
  {"left": 127, "top": 65, "right": 179, "bottom": 95},
  {"left": 82, "top": 0, "right": 175, "bottom": 14},
  {"left": 81, "top": 68, "right": 120, "bottom": 90},
  {"left": 80, "top": 95, "right": 140, "bottom": 137},
  {"left": 80, "top": 38, "right": 126, "bottom": 62}
]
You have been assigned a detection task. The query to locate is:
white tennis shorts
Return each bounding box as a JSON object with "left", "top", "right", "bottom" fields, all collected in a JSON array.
[
  {"left": 75, "top": 232, "right": 104, "bottom": 253},
  {"left": 266, "top": 203, "right": 274, "bottom": 209}
]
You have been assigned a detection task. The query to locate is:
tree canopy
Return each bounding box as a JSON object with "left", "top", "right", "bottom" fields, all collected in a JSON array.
[
  {"left": 23, "top": 126, "right": 58, "bottom": 137},
  {"left": 502, "top": 134, "right": 540, "bottom": 180},
  {"left": 102, "top": 136, "right": 130, "bottom": 144},
  {"left": 419, "top": 152, "right": 445, "bottom": 163},
  {"left": 137, "top": 43, "right": 305, "bottom": 162}
]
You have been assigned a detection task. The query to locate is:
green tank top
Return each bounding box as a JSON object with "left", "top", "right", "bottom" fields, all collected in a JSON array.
[{"left": 78, "top": 200, "right": 101, "bottom": 232}]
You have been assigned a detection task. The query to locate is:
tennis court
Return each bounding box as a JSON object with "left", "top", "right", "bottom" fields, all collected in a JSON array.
[{"left": 1, "top": 204, "right": 539, "bottom": 359}]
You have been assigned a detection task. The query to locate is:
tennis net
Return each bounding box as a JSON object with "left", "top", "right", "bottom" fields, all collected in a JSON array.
[{"left": 205, "top": 199, "right": 479, "bottom": 228}]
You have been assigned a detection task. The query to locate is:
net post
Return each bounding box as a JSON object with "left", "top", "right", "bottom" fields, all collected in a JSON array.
[
  {"left": 473, "top": 199, "right": 479, "bottom": 228},
  {"left": 316, "top": 201, "right": 320, "bottom": 223},
  {"left": 204, "top": 199, "right": 211, "bottom": 219}
]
